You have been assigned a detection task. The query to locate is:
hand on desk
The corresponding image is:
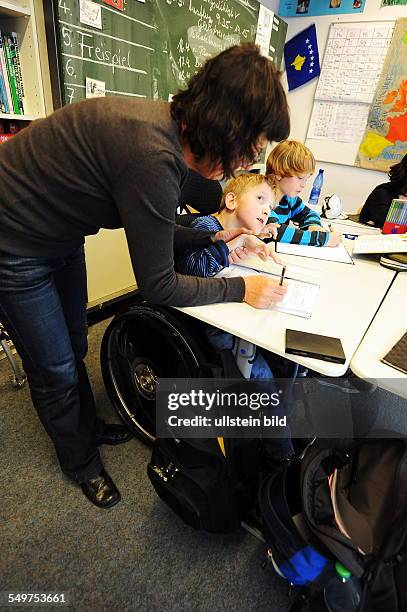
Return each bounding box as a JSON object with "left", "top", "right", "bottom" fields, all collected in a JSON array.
[
  {"left": 326, "top": 231, "right": 341, "bottom": 247},
  {"left": 307, "top": 224, "right": 328, "bottom": 232},
  {"left": 243, "top": 275, "right": 287, "bottom": 309}
]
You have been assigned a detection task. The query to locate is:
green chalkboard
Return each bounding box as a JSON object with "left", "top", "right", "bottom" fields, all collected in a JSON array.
[{"left": 52, "top": 0, "right": 286, "bottom": 105}]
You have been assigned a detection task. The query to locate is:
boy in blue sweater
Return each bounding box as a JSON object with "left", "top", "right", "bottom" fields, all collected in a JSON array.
[
  {"left": 266, "top": 140, "right": 341, "bottom": 247},
  {"left": 177, "top": 173, "right": 297, "bottom": 464}
]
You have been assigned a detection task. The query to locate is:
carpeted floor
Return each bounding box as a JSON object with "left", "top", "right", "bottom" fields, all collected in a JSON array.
[{"left": 0, "top": 319, "right": 290, "bottom": 612}]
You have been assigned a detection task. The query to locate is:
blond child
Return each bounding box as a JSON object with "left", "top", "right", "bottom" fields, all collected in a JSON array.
[
  {"left": 176, "top": 174, "right": 295, "bottom": 464},
  {"left": 266, "top": 140, "right": 340, "bottom": 247}
]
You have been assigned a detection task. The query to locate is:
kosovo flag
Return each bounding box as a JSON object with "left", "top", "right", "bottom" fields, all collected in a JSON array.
[{"left": 284, "top": 25, "right": 320, "bottom": 91}]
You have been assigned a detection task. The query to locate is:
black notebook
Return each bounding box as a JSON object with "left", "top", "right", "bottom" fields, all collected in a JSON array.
[
  {"left": 285, "top": 329, "right": 346, "bottom": 364},
  {"left": 381, "top": 332, "right": 407, "bottom": 375}
]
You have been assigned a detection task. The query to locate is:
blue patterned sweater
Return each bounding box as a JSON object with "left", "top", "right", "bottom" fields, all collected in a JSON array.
[
  {"left": 269, "top": 195, "right": 329, "bottom": 246},
  {"left": 176, "top": 215, "right": 229, "bottom": 277}
]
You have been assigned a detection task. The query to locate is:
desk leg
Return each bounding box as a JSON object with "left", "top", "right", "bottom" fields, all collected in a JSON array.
[{"left": 233, "top": 338, "right": 256, "bottom": 379}]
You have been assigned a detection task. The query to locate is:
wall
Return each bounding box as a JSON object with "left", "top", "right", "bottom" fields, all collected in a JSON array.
[{"left": 262, "top": 0, "right": 406, "bottom": 212}]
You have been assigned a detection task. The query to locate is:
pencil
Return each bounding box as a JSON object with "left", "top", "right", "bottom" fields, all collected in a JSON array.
[
  {"left": 279, "top": 265, "right": 286, "bottom": 286},
  {"left": 329, "top": 223, "right": 334, "bottom": 232}
]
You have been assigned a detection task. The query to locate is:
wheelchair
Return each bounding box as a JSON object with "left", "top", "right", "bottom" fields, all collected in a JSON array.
[{"left": 100, "top": 300, "right": 214, "bottom": 445}]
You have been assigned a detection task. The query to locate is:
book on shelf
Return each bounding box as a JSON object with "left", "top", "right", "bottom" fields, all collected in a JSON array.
[
  {"left": 10, "top": 32, "right": 25, "bottom": 113},
  {"left": 0, "top": 31, "right": 25, "bottom": 115},
  {"left": 0, "top": 33, "right": 12, "bottom": 113}
]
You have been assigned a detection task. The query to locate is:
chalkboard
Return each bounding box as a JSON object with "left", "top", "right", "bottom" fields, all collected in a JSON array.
[{"left": 49, "top": 0, "right": 286, "bottom": 106}]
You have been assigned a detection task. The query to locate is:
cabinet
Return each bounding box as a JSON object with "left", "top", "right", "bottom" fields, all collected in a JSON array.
[{"left": 0, "top": 0, "right": 46, "bottom": 120}]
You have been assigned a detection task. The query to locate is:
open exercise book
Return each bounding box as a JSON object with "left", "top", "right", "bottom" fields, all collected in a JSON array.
[{"left": 217, "top": 256, "right": 322, "bottom": 319}]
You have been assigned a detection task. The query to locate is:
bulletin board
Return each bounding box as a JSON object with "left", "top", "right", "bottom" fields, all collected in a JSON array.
[{"left": 305, "top": 20, "right": 395, "bottom": 167}]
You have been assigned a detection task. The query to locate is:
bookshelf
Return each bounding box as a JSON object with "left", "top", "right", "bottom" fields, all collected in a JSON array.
[{"left": 0, "top": 0, "right": 46, "bottom": 120}]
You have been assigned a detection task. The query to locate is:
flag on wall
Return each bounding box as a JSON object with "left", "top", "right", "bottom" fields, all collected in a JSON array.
[{"left": 284, "top": 25, "right": 321, "bottom": 91}]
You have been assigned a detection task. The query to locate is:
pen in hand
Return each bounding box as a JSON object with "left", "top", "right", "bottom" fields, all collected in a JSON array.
[{"left": 279, "top": 265, "right": 286, "bottom": 286}]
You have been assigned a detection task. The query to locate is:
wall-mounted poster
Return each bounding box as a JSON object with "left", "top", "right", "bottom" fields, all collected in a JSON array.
[
  {"left": 357, "top": 18, "right": 407, "bottom": 172},
  {"left": 278, "top": 0, "right": 365, "bottom": 17}
]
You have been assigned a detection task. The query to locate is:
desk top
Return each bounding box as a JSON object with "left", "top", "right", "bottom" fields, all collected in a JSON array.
[
  {"left": 350, "top": 273, "right": 407, "bottom": 398},
  {"left": 178, "top": 244, "right": 396, "bottom": 377}
]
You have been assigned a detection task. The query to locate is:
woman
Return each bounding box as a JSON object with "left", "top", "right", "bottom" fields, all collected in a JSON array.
[
  {"left": 359, "top": 154, "right": 407, "bottom": 228},
  {"left": 0, "top": 43, "right": 290, "bottom": 508}
]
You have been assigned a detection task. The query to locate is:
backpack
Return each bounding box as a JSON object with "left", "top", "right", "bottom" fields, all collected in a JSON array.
[
  {"left": 259, "top": 434, "right": 407, "bottom": 611},
  {"left": 147, "top": 347, "right": 279, "bottom": 534},
  {"left": 148, "top": 434, "right": 262, "bottom": 533}
]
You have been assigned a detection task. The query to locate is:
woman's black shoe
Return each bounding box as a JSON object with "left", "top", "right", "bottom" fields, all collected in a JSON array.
[{"left": 80, "top": 469, "right": 121, "bottom": 508}]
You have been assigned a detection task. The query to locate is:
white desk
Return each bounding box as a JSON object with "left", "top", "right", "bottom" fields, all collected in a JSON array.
[
  {"left": 350, "top": 273, "right": 407, "bottom": 398},
  {"left": 178, "top": 245, "right": 396, "bottom": 377}
]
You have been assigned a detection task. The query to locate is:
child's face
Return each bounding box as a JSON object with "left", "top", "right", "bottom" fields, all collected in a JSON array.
[
  {"left": 277, "top": 173, "right": 312, "bottom": 199},
  {"left": 231, "top": 182, "right": 273, "bottom": 233}
]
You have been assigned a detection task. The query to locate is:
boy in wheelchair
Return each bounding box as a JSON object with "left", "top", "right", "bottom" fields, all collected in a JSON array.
[{"left": 176, "top": 173, "right": 298, "bottom": 465}]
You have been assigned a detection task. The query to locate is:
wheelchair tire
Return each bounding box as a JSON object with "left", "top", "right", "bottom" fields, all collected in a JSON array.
[{"left": 100, "top": 303, "right": 208, "bottom": 445}]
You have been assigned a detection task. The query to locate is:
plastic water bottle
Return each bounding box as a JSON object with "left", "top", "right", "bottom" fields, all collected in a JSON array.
[
  {"left": 308, "top": 169, "right": 324, "bottom": 207},
  {"left": 324, "top": 562, "right": 362, "bottom": 612}
]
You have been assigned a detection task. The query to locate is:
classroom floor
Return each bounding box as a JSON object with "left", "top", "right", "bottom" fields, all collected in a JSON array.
[{"left": 0, "top": 319, "right": 290, "bottom": 612}]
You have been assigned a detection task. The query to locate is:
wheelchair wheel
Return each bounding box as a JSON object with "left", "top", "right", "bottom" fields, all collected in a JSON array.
[{"left": 100, "top": 304, "right": 208, "bottom": 445}]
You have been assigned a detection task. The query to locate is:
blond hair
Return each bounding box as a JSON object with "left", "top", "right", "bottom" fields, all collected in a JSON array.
[
  {"left": 266, "top": 140, "right": 315, "bottom": 180},
  {"left": 219, "top": 173, "right": 272, "bottom": 211}
]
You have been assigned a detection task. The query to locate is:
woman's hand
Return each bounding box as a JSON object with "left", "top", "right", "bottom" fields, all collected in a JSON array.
[
  {"left": 243, "top": 275, "right": 287, "bottom": 309},
  {"left": 213, "top": 226, "right": 253, "bottom": 243}
]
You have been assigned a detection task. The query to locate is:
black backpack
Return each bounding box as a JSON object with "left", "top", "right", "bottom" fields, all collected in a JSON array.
[
  {"left": 259, "top": 434, "right": 407, "bottom": 611},
  {"left": 148, "top": 434, "right": 262, "bottom": 533}
]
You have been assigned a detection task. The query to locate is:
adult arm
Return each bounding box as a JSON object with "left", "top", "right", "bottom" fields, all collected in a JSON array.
[{"left": 113, "top": 152, "right": 244, "bottom": 307}]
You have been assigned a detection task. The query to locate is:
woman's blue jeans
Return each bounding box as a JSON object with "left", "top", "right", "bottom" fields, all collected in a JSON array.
[{"left": 0, "top": 247, "right": 103, "bottom": 483}]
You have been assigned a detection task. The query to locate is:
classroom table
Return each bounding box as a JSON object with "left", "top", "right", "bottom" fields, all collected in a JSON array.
[
  {"left": 350, "top": 272, "right": 407, "bottom": 398},
  {"left": 177, "top": 242, "right": 396, "bottom": 377}
]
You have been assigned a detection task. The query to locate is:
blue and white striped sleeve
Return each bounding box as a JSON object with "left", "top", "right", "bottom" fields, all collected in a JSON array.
[
  {"left": 176, "top": 216, "right": 229, "bottom": 277},
  {"left": 289, "top": 196, "right": 324, "bottom": 229}
]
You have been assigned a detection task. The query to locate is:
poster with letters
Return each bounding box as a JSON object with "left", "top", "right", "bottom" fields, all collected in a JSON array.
[{"left": 278, "top": 0, "right": 365, "bottom": 17}]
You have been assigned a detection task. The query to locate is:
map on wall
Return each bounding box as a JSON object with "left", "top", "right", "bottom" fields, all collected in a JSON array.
[{"left": 357, "top": 18, "right": 407, "bottom": 171}]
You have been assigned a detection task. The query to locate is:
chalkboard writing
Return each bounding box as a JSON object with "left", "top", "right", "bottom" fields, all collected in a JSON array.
[{"left": 52, "top": 0, "right": 286, "bottom": 105}]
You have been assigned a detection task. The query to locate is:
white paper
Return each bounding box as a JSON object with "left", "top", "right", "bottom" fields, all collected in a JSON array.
[
  {"left": 307, "top": 101, "right": 370, "bottom": 144},
  {"left": 352, "top": 234, "right": 407, "bottom": 255},
  {"left": 233, "top": 255, "right": 322, "bottom": 284},
  {"left": 276, "top": 279, "right": 320, "bottom": 319},
  {"left": 255, "top": 5, "right": 273, "bottom": 57},
  {"left": 276, "top": 242, "right": 354, "bottom": 265},
  {"left": 85, "top": 77, "right": 106, "bottom": 98},
  {"left": 315, "top": 24, "right": 393, "bottom": 105},
  {"left": 321, "top": 219, "right": 381, "bottom": 236},
  {"left": 215, "top": 263, "right": 320, "bottom": 318},
  {"left": 80, "top": 0, "right": 102, "bottom": 30}
]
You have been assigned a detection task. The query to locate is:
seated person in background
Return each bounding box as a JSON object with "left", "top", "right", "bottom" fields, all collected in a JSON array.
[
  {"left": 176, "top": 173, "right": 297, "bottom": 465},
  {"left": 266, "top": 140, "right": 340, "bottom": 247},
  {"left": 359, "top": 153, "right": 407, "bottom": 228}
]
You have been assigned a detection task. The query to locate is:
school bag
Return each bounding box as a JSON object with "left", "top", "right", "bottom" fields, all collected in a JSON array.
[
  {"left": 259, "top": 434, "right": 407, "bottom": 612},
  {"left": 147, "top": 348, "right": 271, "bottom": 533}
]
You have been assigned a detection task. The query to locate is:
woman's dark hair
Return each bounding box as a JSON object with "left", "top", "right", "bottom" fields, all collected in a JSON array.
[
  {"left": 389, "top": 153, "right": 407, "bottom": 194},
  {"left": 170, "top": 43, "right": 290, "bottom": 178}
]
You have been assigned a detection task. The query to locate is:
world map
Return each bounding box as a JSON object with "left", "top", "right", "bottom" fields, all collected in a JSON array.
[{"left": 357, "top": 18, "right": 407, "bottom": 172}]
